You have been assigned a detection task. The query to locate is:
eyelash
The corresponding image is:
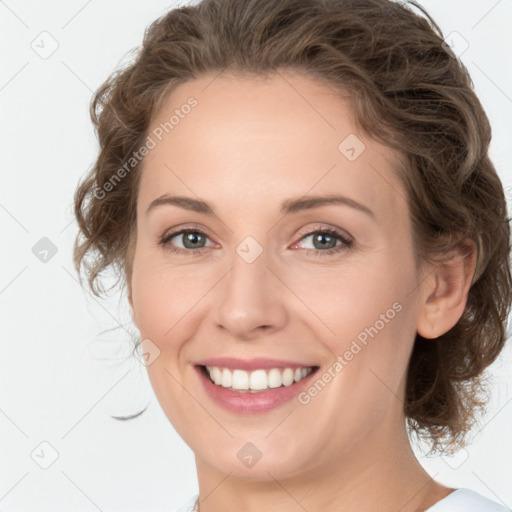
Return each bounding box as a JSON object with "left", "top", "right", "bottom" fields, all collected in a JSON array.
[{"left": 158, "top": 225, "right": 353, "bottom": 257}]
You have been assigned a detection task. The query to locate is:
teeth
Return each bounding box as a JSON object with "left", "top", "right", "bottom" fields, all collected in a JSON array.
[{"left": 205, "top": 365, "right": 314, "bottom": 391}]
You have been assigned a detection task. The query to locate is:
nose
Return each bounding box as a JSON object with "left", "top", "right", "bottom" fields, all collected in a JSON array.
[{"left": 213, "top": 247, "right": 288, "bottom": 341}]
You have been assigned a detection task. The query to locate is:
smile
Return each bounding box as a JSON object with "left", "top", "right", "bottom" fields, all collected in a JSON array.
[
  {"left": 204, "top": 365, "right": 315, "bottom": 392},
  {"left": 195, "top": 363, "right": 320, "bottom": 414}
]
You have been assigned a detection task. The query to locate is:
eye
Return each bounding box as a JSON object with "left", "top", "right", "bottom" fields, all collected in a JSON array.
[
  {"left": 159, "top": 227, "right": 214, "bottom": 255},
  {"left": 292, "top": 226, "right": 353, "bottom": 256},
  {"left": 158, "top": 225, "right": 353, "bottom": 257}
]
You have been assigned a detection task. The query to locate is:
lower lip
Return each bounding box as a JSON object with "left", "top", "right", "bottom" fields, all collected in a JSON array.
[{"left": 195, "top": 366, "right": 318, "bottom": 414}]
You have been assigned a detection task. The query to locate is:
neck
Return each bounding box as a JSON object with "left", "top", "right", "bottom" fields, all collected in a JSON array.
[{"left": 193, "top": 412, "right": 451, "bottom": 512}]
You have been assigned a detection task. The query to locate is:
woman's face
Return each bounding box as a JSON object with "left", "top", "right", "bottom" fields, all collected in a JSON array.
[{"left": 129, "top": 71, "right": 426, "bottom": 480}]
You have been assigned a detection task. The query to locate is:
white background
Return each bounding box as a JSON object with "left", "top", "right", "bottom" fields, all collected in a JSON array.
[{"left": 1, "top": 1, "right": 511, "bottom": 510}]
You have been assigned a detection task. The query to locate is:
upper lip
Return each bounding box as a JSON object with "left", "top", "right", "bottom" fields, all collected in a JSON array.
[{"left": 195, "top": 357, "right": 318, "bottom": 371}]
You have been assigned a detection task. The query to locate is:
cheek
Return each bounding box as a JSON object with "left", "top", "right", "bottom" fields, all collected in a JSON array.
[
  {"left": 292, "top": 254, "right": 416, "bottom": 382},
  {"left": 290, "top": 261, "right": 404, "bottom": 336},
  {"left": 130, "top": 251, "right": 215, "bottom": 344},
  {"left": 131, "top": 271, "right": 171, "bottom": 337}
]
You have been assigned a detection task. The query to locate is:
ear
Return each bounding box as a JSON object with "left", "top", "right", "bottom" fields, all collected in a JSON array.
[{"left": 416, "top": 238, "right": 477, "bottom": 339}]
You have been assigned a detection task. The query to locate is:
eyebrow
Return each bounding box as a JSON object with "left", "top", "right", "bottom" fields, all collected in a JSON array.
[{"left": 146, "top": 193, "right": 375, "bottom": 219}]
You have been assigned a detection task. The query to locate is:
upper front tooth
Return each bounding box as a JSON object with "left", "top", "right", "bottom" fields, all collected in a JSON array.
[
  {"left": 206, "top": 366, "right": 313, "bottom": 391},
  {"left": 221, "top": 368, "right": 232, "bottom": 387},
  {"left": 282, "top": 368, "right": 294, "bottom": 386},
  {"left": 232, "top": 369, "right": 249, "bottom": 390},
  {"left": 267, "top": 368, "right": 283, "bottom": 388},
  {"left": 212, "top": 366, "right": 222, "bottom": 385},
  {"left": 249, "top": 369, "right": 268, "bottom": 390}
]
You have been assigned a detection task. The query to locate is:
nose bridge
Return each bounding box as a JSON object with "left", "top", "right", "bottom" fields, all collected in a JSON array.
[
  {"left": 213, "top": 235, "right": 287, "bottom": 338},
  {"left": 228, "top": 238, "right": 269, "bottom": 294}
]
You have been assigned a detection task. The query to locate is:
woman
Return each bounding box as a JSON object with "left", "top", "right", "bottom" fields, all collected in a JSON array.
[{"left": 73, "top": 0, "right": 511, "bottom": 510}]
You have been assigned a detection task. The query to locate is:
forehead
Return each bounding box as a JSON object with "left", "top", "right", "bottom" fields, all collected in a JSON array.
[{"left": 139, "top": 71, "right": 406, "bottom": 223}]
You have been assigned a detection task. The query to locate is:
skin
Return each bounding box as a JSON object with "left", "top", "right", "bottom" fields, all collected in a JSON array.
[{"left": 128, "top": 70, "right": 476, "bottom": 512}]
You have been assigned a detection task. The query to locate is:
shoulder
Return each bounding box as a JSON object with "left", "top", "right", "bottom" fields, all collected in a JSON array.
[{"left": 426, "top": 488, "right": 510, "bottom": 512}]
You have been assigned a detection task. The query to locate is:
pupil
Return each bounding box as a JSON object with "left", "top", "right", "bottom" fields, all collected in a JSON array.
[
  {"left": 315, "top": 234, "right": 335, "bottom": 249},
  {"left": 185, "top": 232, "right": 203, "bottom": 248}
]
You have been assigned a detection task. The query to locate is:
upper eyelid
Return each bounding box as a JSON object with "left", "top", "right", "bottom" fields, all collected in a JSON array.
[{"left": 163, "top": 224, "right": 349, "bottom": 237}]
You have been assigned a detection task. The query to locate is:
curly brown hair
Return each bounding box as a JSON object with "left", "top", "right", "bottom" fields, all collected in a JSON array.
[{"left": 73, "top": 0, "right": 511, "bottom": 455}]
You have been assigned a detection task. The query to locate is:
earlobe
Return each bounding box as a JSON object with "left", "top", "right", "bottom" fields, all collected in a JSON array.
[{"left": 416, "top": 238, "right": 477, "bottom": 339}]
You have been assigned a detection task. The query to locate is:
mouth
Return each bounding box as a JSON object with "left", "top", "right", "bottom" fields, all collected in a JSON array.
[{"left": 196, "top": 364, "right": 320, "bottom": 393}]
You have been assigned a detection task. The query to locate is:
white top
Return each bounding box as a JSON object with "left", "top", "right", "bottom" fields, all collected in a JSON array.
[
  {"left": 425, "top": 488, "right": 510, "bottom": 511},
  {"left": 175, "top": 488, "right": 510, "bottom": 511},
  {"left": 175, "top": 494, "right": 198, "bottom": 512}
]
